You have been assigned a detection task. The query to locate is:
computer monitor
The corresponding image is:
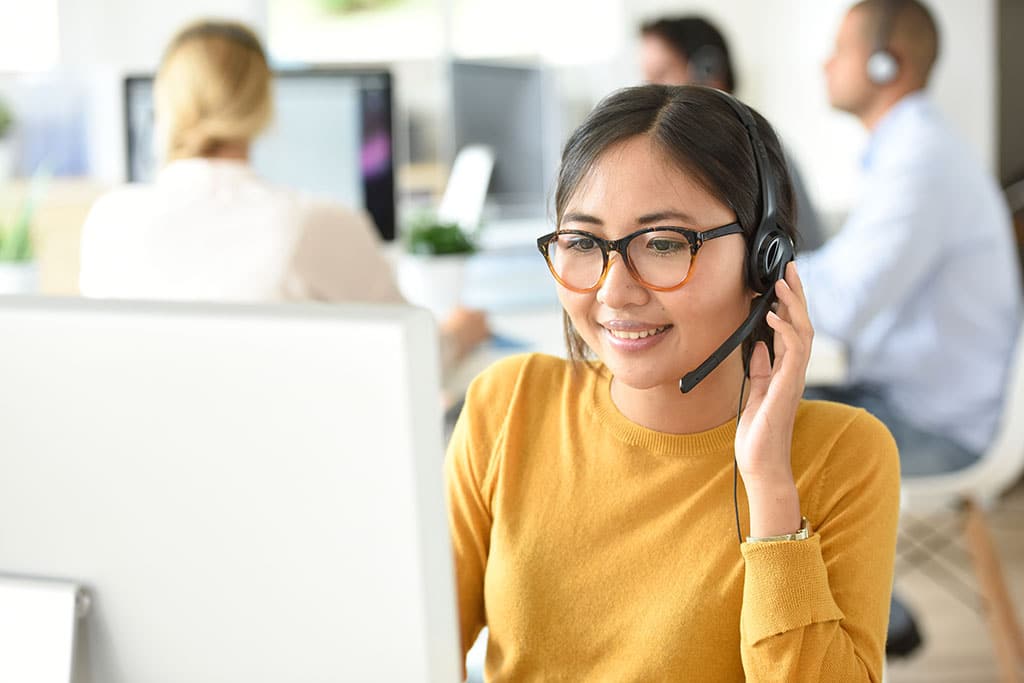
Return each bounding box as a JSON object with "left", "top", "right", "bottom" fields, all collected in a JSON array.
[
  {"left": 125, "top": 69, "right": 397, "bottom": 241},
  {"left": 449, "top": 60, "right": 559, "bottom": 218},
  {"left": 0, "top": 297, "right": 460, "bottom": 682}
]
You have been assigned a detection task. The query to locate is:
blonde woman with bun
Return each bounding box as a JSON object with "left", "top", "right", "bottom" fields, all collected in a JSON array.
[{"left": 80, "top": 20, "right": 488, "bottom": 367}]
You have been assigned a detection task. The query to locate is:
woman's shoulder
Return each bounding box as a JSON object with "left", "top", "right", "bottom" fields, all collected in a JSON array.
[
  {"left": 287, "top": 193, "right": 379, "bottom": 246},
  {"left": 464, "top": 353, "right": 581, "bottom": 420},
  {"left": 82, "top": 184, "right": 161, "bottom": 237},
  {"left": 294, "top": 194, "right": 368, "bottom": 222},
  {"left": 470, "top": 352, "right": 575, "bottom": 397},
  {"left": 793, "top": 399, "right": 899, "bottom": 477},
  {"left": 456, "top": 353, "right": 578, "bottom": 453},
  {"left": 89, "top": 183, "right": 159, "bottom": 214},
  {"left": 796, "top": 398, "right": 892, "bottom": 437}
]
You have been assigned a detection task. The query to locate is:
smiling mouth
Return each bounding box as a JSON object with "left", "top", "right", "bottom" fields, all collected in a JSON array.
[{"left": 604, "top": 325, "right": 672, "bottom": 340}]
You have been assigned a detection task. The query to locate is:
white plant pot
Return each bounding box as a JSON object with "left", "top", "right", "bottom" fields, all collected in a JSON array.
[
  {"left": 396, "top": 253, "right": 468, "bottom": 320},
  {"left": 0, "top": 262, "right": 39, "bottom": 295}
]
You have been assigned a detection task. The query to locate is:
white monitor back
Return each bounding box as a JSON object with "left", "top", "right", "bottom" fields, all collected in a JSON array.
[{"left": 0, "top": 298, "right": 461, "bottom": 683}]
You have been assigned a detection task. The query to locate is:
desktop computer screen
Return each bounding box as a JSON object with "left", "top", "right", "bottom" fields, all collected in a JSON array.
[
  {"left": 0, "top": 297, "right": 460, "bottom": 682},
  {"left": 125, "top": 69, "right": 397, "bottom": 240}
]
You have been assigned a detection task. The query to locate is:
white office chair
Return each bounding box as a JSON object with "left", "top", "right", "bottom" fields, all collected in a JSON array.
[{"left": 900, "top": 319, "right": 1024, "bottom": 681}]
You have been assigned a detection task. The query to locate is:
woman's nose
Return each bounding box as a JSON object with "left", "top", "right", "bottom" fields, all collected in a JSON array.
[{"left": 596, "top": 252, "right": 648, "bottom": 308}]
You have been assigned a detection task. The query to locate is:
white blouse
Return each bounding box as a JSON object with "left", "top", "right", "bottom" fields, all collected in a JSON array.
[{"left": 79, "top": 158, "right": 404, "bottom": 306}]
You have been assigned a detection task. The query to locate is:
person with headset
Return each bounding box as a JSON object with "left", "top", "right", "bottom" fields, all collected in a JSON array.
[
  {"left": 807, "top": 1, "right": 1020, "bottom": 485},
  {"left": 446, "top": 85, "right": 898, "bottom": 681},
  {"left": 638, "top": 16, "right": 830, "bottom": 253},
  {"left": 79, "top": 20, "right": 489, "bottom": 370},
  {"left": 804, "top": 0, "right": 1022, "bottom": 657}
]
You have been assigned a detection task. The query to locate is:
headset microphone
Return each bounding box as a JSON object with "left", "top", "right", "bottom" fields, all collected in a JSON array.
[
  {"left": 678, "top": 88, "right": 795, "bottom": 394},
  {"left": 678, "top": 244, "right": 791, "bottom": 393}
]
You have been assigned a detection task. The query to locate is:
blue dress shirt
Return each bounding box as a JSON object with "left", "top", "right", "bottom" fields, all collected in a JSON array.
[{"left": 799, "top": 92, "right": 1022, "bottom": 454}]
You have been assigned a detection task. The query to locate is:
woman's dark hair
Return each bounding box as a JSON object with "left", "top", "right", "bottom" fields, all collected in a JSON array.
[
  {"left": 555, "top": 84, "right": 798, "bottom": 363},
  {"left": 640, "top": 17, "right": 737, "bottom": 92}
]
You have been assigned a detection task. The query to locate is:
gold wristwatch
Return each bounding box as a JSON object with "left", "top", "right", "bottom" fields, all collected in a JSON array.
[{"left": 745, "top": 517, "right": 811, "bottom": 543}]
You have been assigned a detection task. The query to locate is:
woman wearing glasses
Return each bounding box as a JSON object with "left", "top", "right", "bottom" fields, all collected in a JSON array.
[
  {"left": 446, "top": 85, "right": 898, "bottom": 681},
  {"left": 79, "top": 20, "right": 487, "bottom": 369}
]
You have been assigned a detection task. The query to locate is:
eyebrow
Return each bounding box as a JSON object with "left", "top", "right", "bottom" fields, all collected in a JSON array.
[
  {"left": 560, "top": 210, "right": 699, "bottom": 226},
  {"left": 636, "top": 210, "right": 698, "bottom": 225},
  {"left": 561, "top": 212, "right": 603, "bottom": 226}
]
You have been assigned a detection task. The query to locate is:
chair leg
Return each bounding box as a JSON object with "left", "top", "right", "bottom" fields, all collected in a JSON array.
[{"left": 963, "top": 498, "right": 1024, "bottom": 682}]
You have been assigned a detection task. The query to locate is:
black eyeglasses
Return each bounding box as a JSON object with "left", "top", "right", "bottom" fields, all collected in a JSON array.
[{"left": 536, "top": 222, "right": 743, "bottom": 293}]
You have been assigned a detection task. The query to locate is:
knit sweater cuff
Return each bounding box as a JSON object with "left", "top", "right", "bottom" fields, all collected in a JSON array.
[{"left": 739, "top": 534, "right": 845, "bottom": 645}]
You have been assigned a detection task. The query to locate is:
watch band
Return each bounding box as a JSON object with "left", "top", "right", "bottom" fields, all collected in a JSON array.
[{"left": 745, "top": 516, "right": 811, "bottom": 543}]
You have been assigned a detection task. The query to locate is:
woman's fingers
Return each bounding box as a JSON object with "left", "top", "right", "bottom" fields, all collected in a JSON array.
[
  {"left": 775, "top": 273, "right": 814, "bottom": 343},
  {"left": 766, "top": 310, "right": 808, "bottom": 393},
  {"left": 744, "top": 262, "right": 814, "bottom": 414},
  {"left": 769, "top": 308, "right": 789, "bottom": 368},
  {"left": 786, "top": 260, "right": 807, "bottom": 306},
  {"left": 744, "top": 340, "right": 772, "bottom": 415}
]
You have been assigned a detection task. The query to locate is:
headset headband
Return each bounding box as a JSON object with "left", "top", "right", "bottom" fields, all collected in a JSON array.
[
  {"left": 704, "top": 88, "right": 779, "bottom": 246},
  {"left": 874, "top": 0, "right": 906, "bottom": 55}
]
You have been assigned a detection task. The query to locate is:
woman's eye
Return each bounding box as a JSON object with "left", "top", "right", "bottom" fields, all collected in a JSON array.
[
  {"left": 566, "top": 237, "right": 598, "bottom": 252},
  {"left": 646, "top": 238, "right": 686, "bottom": 254}
]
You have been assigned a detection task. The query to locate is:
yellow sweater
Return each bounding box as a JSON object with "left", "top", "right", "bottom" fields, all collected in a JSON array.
[{"left": 445, "top": 353, "right": 900, "bottom": 682}]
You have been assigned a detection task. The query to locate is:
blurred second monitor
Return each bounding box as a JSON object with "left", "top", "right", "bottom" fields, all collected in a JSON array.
[
  {"left": 449, "top": 60, "right": 560, "bottom": 221},
  {"left": 125, "top": 69, "right": 397, "bottom": 240}
]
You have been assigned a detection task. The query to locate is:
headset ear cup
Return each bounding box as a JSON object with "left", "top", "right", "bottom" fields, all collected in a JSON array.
[
  {"left": 751, "top": 230, "right": 795, "bottom": 292},
  {"left": 688, "top": 45, "right": 726, "bottom": 88},
  {"left": 867, "top": 50, "right": 899, "bottom": 85},
  {"left": 767, "top": 233, "right": 795, "bottom": 280}
]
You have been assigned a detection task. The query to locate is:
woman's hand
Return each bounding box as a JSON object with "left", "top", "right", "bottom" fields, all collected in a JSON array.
[
  {"left": 734, "top": 261, "right": 814, "bottom": 538},
  {"left": 441, "top": 306, "right": 491, "bottom": 361}
]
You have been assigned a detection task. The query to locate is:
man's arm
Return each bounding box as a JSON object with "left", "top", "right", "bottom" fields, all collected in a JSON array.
[{"left": 797, "top": 162, "right": 944, "bottom": 342}]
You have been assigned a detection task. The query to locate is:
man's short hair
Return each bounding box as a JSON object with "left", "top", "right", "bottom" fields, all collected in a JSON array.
[
  {"left": 640, "top": 16, "right": 736, "bottom": 93},
  {"left": 853, "top": 0, "right": 940, "bottom": 84}
]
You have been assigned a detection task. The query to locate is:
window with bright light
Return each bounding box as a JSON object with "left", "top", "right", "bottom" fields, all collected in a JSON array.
[{"left": 0, "top": 0, "right": 59, "bottom": 72}]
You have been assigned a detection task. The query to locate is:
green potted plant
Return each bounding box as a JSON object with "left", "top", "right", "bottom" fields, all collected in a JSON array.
[
  {"left": 396, "top": 215, "right": 476, "bottom": 318},
  {"left": 0, "top": 196, "right": 37, "bottom": 294},
  {"left": 0, "top": 169, "right": 47, "bottom": 295}
]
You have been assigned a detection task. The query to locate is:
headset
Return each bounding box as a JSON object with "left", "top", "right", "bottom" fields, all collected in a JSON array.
[
  {"left": 678, "top": 89, "right": 794, "bottom": 394},
  {"left": 687, "top": 44, "right": 728, "bottom": 88},
  {"left": 866, "top": 0, "right": 905, "bottom": 85}
]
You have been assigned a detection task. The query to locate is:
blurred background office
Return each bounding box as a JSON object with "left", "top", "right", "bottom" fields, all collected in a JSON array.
[
  {"left": 2, "top": 0, "right": 1021, "bottom": 296},
  {"left": 1, "top": 0, "right": 1023, "bottom": 680}
]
